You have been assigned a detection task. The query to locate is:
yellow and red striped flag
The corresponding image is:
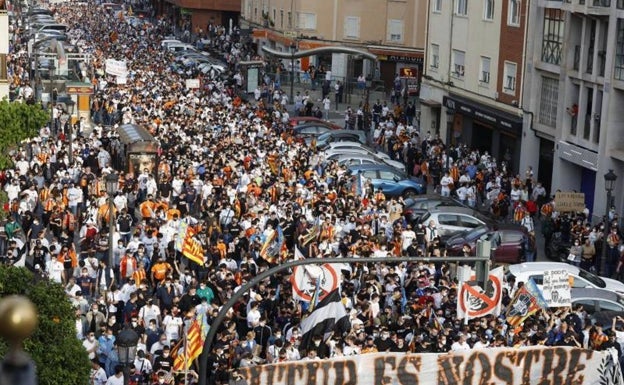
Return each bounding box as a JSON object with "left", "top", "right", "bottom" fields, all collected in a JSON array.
[
  {"left": 182, "top": 227, "right": 205, "bottom": 265},
  {"left": 176, "top": 224, "right": 205, "bottom": 266},
  {"left": 173, "top": 318, "right": 205, "bottom": 371}
]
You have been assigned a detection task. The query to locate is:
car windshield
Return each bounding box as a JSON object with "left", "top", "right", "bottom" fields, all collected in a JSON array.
[{"left": 578, "top": 268, "right": 606, "bottom": 288}]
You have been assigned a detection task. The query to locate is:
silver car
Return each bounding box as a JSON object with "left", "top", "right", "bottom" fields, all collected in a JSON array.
[
  {"left": 329, "top": 153, "right": 406, "bottom": 172},
  {"left": 571, "top": 288, "right": 624, "bottom": 314}
]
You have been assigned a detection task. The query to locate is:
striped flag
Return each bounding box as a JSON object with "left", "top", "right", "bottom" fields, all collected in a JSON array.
[
  {"left": 300, "top": 225, "right": 320, "bottom": 247},
  {"left": 175, "top": 223, "right": 205, "bottom": 266},
  {"left": 181, "top": 226, "right": 205, "bottom": 265},
  {"left": 173, "top": 315, "right": 207, "bottom": 371},
  {"left": 300, "top": 289, "right": 350, "bottom": 351},
  {"left": 267, "top": 153, "right": 279, "bottom": 175}
]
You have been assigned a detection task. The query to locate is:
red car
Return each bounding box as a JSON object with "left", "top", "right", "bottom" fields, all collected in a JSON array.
[
  {"left": 288, "top": 117, "right": 341, "bottom": 130},
  {"left": 444, "top": 225, "right": 530, "bottom": 265}
]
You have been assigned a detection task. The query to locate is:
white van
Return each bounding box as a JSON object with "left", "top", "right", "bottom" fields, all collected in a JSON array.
[
  {"left": 166, "top": 43, "right": 197, "bottom": 53},
  {"left": 160, "top": 39, "right": 182, "bottom": 49}
]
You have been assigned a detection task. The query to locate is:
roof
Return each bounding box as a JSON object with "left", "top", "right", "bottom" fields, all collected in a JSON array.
[
  {"left": 508, "top": 262, "right": 580, "bottom": 275},
  {"left": 116, "top": 124, "right": 156, "bottom": 144},
  {"left": 571, "top": 288, "right": 622, "bottom": 302}
]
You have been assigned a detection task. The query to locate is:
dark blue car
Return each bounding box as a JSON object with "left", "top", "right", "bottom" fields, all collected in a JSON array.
[{"left": 348, "top": 164, "right": 426, "bottom": 198}]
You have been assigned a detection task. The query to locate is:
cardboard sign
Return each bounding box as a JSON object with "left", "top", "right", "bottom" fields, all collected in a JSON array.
[
  {"left": 542, "top": 269, "right": 572, "bottom": 307},
  {"left": 105, "top": 59, "right": 128, "bottom": 77},
  {"left": 185, "top": 79, "right": 200, "bottom": 89},
  {"left": 555, "top": 192, "right": 585, "bottom": 213}
]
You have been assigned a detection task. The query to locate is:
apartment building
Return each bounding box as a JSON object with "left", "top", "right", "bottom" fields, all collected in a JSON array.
[
  {"left": 419, "top": 0, "right": 529, "bottom": 176},
  {"left": 157, "top": 0, "right": 241, "bottom": 32},
  {"left": 523, "top": 0, "right": 624, "bottom": 219},
  {"left": 240, "top": 0, "right": 427, "bottom": 91}
]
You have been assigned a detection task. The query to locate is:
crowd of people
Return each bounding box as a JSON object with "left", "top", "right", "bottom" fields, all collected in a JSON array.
[{"left": 4, "top": 1, "right": 624, "bottom": 385}]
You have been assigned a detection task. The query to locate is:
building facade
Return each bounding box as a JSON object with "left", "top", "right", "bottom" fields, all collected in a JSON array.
[
  {"left": 240, "top": 0, "right": 427, "bottom": 91},
  {"left": 419, "top": 0, "right": 529, "bottom": 176},
  {"left": 523, "top": 0, "right": 624, "bottom": 219},
  {"left": 156, "top": 0, "right": 241, "bottom": 33}
]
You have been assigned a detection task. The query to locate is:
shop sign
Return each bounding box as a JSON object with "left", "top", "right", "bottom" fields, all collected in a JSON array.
[{"left": 443, "top": 95, "right": 522, "bottom": 134}]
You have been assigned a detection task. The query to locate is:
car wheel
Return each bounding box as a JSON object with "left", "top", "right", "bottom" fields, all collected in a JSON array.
[{"left": 402, "top": 189, "right": 417, "bottom": 199}]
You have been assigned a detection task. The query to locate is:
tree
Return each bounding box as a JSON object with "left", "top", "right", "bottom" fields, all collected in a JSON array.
[
  {"left": 0, "top": 266, "right": 91, "bottom": 385},
  {"left": 0, "top": 98, "right": 50, "bottom": 169}
]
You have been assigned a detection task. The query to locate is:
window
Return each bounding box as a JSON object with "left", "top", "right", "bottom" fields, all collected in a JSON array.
[
  {"left": 538, "top": 76, "right": 559, "bottom": 128},
  {"left": 280, "top": 10, "right": 284, "bottom": 28},
  {"left": 379, "top": 171, "right": 398, "bottom": 180},
  {"left": 433, "top": 0, "right": 442, "bottom": 12},
  {"left": 480, "top": 56, "right": 491, "bottom": 83},
  {"left": 344, "top": 16, "right": 360, "bottom": 39},
  {"left": 484, "top": 0, "right": 494, "bottom": 20},
  {"left": 387, "top": 19, "right": 404, "bottom": 42},
  {"left": 503, "top": 62, "right": 517, "bottom": 93},
  {"left": 430, "top": 44, "right": 440, "bottom": 69},
  {"left": 452, "top": 50, "right": 465, "bottom": 78},
  {"left": 288, "top": 11, "right": 292, "bottom": 28},
  {"left": 297, "top": 12, "right": 317, "bottom": 30},
  {"left": 615, "top": 19, "right": 624, "bottom": 80},
  {"left": 541, "top": 9, "right": 564, "bottom": 65},
  {"left": 456, "top": 0, "right": 468, "bottom": 15},
  {"left": 508, "top": 0, "right": 520, "bottom": 26},
  {"left": 438, "top": 215, "right": 459, "bottom": 226}
]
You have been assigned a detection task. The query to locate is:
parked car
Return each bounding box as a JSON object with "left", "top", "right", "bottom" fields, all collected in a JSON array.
[
  {"left": 347, "top": 164, "right": 426, "bottom": 198},
  {"left": 289, "top": 117, "right": 341, "bottom": 130},
  {"left": 445, "top": 225, "right": 530, "bottom": 264},
  {"left": 403, "top": 195, "right": 467, "bottom": 225},
  {"left": 329, "top": 153, "right": 406, "bottom": 173},
  {"left": 316, "top": 131, "right": 367, "bottom": 149},
  {"left": 292, "top": 124, "right": 333, "bottom": 144},
  {"left": 570, "top": 288, "right": 624, "bottom": 314},
  {"left": 419, "top": 207, "right": 495, "bottom": 239},
  {"left": 507, "top": 262, "right": 624, "bottom": 294},
  {"left": 323, "top": 142, "right": 390, "bottom": 162}
]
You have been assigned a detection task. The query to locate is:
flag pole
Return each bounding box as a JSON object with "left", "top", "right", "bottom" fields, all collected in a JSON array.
[{"left": 184, "top": 319, "right": 189, "bottom": 385}]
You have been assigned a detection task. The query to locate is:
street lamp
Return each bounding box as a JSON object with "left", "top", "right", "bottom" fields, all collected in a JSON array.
[
  {"left": 105, "top": 172, "right": 119, "bottom": 269},
  {"left": 116, "top": 327, "right": 139, "bottom": 385},
  {"left": 66, "top": 99, "right": 75, "bottom": 164},
  {"left": 289, "top": 42, "right": 297, "bottom": 105},
  {"left": 601, "top": 169, "right": 617, "bottom": 276}
]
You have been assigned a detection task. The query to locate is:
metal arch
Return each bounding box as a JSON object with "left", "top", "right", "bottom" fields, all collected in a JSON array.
[
  {"left": 197, "top": 255, "right": 489, "bottom": 385},
  {"left": 261, "top": 45, "right": 378, "bottom": 61}
]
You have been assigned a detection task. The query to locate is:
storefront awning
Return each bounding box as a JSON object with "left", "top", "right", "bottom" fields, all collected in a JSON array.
[{"left": 443, "top": 95, "right": 523, "bottom": 135}]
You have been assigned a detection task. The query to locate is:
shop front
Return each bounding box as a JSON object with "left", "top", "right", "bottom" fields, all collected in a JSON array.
[
  {"left": 367, "top": 46, "right": 424, "bottom": 96},
  {"left": 443, "top": 95, "right": 523, "bottom": 174}
]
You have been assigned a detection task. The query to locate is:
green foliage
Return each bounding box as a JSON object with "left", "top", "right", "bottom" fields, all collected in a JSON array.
[
  {"left": 0, "top": 98, "right": 50, "bottom": 169},
  {"left": 0, "top": 266, "right": 91, "bottom": 385}
]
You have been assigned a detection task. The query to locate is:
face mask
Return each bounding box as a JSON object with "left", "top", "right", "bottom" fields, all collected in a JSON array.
[
  {"left": 88, "top": 336, "right": 95, "bottom": 342},
  {"left": 132, "top": 321, "right": 137, "bottom": 327},
  {"left": 158, "top": 380, "right": 165, "bottom": 384},
  {"left": 163, "top": 353, "right": 169, "bottom": 358},
  {"left": 313, "top": 340, "right": 320, "bottom": 346}
]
